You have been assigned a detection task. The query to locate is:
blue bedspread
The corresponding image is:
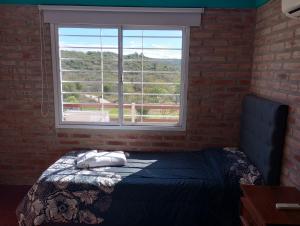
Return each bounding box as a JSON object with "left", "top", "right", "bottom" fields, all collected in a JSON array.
[{"left": 16, "top": 148, "right": 262, "bottom": 226}]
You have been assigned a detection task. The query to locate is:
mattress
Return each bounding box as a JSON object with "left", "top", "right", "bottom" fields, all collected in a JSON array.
[{"left": 16, "top": 148, "right": 262, "bottom": 226}]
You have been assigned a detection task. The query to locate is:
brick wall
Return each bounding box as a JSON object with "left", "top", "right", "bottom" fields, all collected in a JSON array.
[
  {"left": 251, "top": 0, "right": 300, "bottom": 188},
  {"left": 0, "top": 5, "right": 255, "bottom": 185}
]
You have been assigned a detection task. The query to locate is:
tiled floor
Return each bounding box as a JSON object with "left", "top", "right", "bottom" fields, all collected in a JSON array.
[{"left": 0, "top": 185, "right": 31, "bottom": 226}]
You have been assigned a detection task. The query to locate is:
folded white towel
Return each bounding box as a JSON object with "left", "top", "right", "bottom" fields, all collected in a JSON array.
[{"left": 76, "top": 150, "right": 127, "bottom": 169}]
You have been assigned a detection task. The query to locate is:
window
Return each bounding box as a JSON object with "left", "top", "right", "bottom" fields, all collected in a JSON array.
[
  {"left": 52, "top": 25, "right": 189, "bottom": 130},
  {"left": 43, "top": 6, "right": 204, "bottom": 130}
]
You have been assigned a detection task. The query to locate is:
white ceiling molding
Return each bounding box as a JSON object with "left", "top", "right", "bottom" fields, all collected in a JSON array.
[{"left": 39, "top": 5, "right": 204, "bottom": 26}]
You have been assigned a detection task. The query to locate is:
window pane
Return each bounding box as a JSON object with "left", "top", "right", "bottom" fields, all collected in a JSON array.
[
  {"left": 142, "top": 108, "right": 180, "bottom": 124},
  {"left": 60, "top": 49, "right": 100, "bottom": 60},
  {"left": 103, "top": 94, "right": 119, "bottom": 123},
  {"left": 61, "top": 58, "right": 101, "bottom": 70},
  {"left": 143, "top": 72, "right": 180, "bottom": 83},
  {"left": 123, "top": 30, "right": 143, "bottom": 37},
  {"left": 122, "top": 29, "right": 182, "bottom": 125},
  {"left": 142, "top": 38, "right": 182, "bottom": 49},
  {"left": 59, "top": 28, "right": 101, "bottom": 36},
  {"left": 123, "top": 60, "right": 142, "bottom": 71},
  {"left": 143, "top": 84, "right": 179, "bottom": 95},
  {"left": 101, "top": 28, "right": 118, "bottom": 36},
  {"left": 103, "top": 60, "right": 118, "bottom": 72},
  {"left": 59, "top": 28, "right": 118, "bottom": 36},
  {"left": 143, "top": 49, "right": 182, "bottom": 60},
  {"left": 103, "top": 51, "right": 118, "bottom": 61},
  {"left": 57, "top": 27, "right": 184, "bottom": 127},
  {"left": 123, "top": 72, "right": 142, "bottom": 83},
  {"left": 62, "top": 93, "right": 118, "bottom": 123},
  {"left": 62, "top": 71, "right": 100, "bottom": 81},
  {"left": 63, "top": 108, "right": 118, "bottom": 123},
  {"left": 60, "top": 37, "right": 118, "bottom": 49},
  {"left": 103, "top": 72, "right": 118, "bottom": 82},
  {"left": 123, "top": 94, "right": 142, "bottom": 123},
  {"left": 59, "top": 36, "right": 101, "bottom": 48},
  {"left": 123, "top": 50, "right": 143, "bottom": 60},
  {"left": 103, "top": 82, "right": 118, "bottom": 93},
  {"left": 62, "top": 82, "right": 100, "bottom": 93},
  {"left": 101, "top": 37, "right": 118, "bottom": 48},
  {"left": 143, "top": 94, "right": 179, "bottom": 105},
  {"left": 123, "top": 83, "right": 142, "bottom": 93},
  {"left": 63, "top": 93, "right": 101, "bottom": 103},
  {"left": 143, "top": 59, "right": 181, "bottom": 72},
  {"left": 58, "top": 27, "right": 119, "bottom": 124},
  {"left": 123, "top": 37, "right": 142, "bottom": 48},
  {"left": 123, "top": 30, "right": 182, "bottom": 37},
  {"left": 142, "top": 30, "right": 182, "bottom": 37}
]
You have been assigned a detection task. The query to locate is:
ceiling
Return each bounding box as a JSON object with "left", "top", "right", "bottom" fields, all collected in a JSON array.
[{"left": 0, "top": 0, "right": 269, "bottom": 8}]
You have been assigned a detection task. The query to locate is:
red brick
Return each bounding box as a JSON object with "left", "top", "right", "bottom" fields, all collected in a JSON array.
[
  {"left": 203, "top": 40, "right": 228, "bottom": 46},
  {"left": 59, "top": 140, "right": 80, "bottom": 145},
  {"left": 272, "top": 22, "right": 287, "bottom": 32},
  {"left": 283, "top": 63, "right": 300, "bottom": 70},
  {"left": 275, "top": 52, "right": 291, "bottom": 60},
  {"left": 251, "top": 0, "right": 300, "bottom": 188},
  {"left": 106, "top": 141, "right": 127, "bottom": 146},
  {"left": 128, "top": 141, "right": 151, "bottom": 147},
  {"left": 292, "top": 51, "right": 300, "bottom": 59},
  {"left": 163, "top": 135, "right": 185, "bottom": 141},
  {"left": 57, "top": 132, "right": 68, "bottom": 138},
  {"left": 270, "top": 42, "right": 285, "bottom": 52},
  {"left": 72, "top": 134, "right": 91, "bottom": 138},
  {"left": 0, "top": 6, "right": 255, "bottom": 185}
]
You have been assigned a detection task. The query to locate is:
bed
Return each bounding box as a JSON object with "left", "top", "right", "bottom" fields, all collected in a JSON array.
[{"left": 16, "top": 94, "right": 288, "bottom": 226}]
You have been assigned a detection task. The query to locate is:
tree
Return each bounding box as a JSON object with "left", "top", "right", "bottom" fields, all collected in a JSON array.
[{"left": 66, "top": 95, "right": 79, "bottom": 103}]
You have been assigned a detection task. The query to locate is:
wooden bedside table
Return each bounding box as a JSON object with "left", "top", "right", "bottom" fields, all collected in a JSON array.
[{"left": 240, "top": 185, "right": 300, "bottom": 226}]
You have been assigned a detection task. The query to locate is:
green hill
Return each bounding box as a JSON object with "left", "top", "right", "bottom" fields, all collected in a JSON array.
[{"left": 61, "top": 50, "right": 181, "bottom": 105}]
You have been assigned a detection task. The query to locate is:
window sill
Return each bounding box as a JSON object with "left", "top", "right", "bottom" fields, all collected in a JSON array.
[{"left": 55, "top": 123, "right": 186, "bottom": 131}]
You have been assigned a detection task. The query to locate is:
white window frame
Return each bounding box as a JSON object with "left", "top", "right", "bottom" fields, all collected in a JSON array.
[{"left": 50, "top": 24, "right": 190, "bottom": 131}]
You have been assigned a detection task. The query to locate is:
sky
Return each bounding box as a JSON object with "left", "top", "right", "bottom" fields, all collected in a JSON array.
[{"left": 59, "top": 28, "right": 183, "bottom": 59}]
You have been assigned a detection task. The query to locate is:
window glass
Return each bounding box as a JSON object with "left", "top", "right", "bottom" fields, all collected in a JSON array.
[
  {"left": 59, "top": 27, "right": 119, "bottom": 123},
  {"left": 56, "top": 26, "right": 185, "bottom": 128}
]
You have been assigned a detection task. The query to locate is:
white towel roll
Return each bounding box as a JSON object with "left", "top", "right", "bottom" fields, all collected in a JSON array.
[{"left": 76, "top": 150, "right": 127, "bottom": 168}]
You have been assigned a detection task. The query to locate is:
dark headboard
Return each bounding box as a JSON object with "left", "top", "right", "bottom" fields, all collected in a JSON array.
[{"left": 239, "top": 94, "right": 288, "bottom": 185}]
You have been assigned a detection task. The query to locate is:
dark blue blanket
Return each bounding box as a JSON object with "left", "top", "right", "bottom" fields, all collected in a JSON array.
[{"left": 17, "top": 148, "right": 262, "bottom": 226}]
